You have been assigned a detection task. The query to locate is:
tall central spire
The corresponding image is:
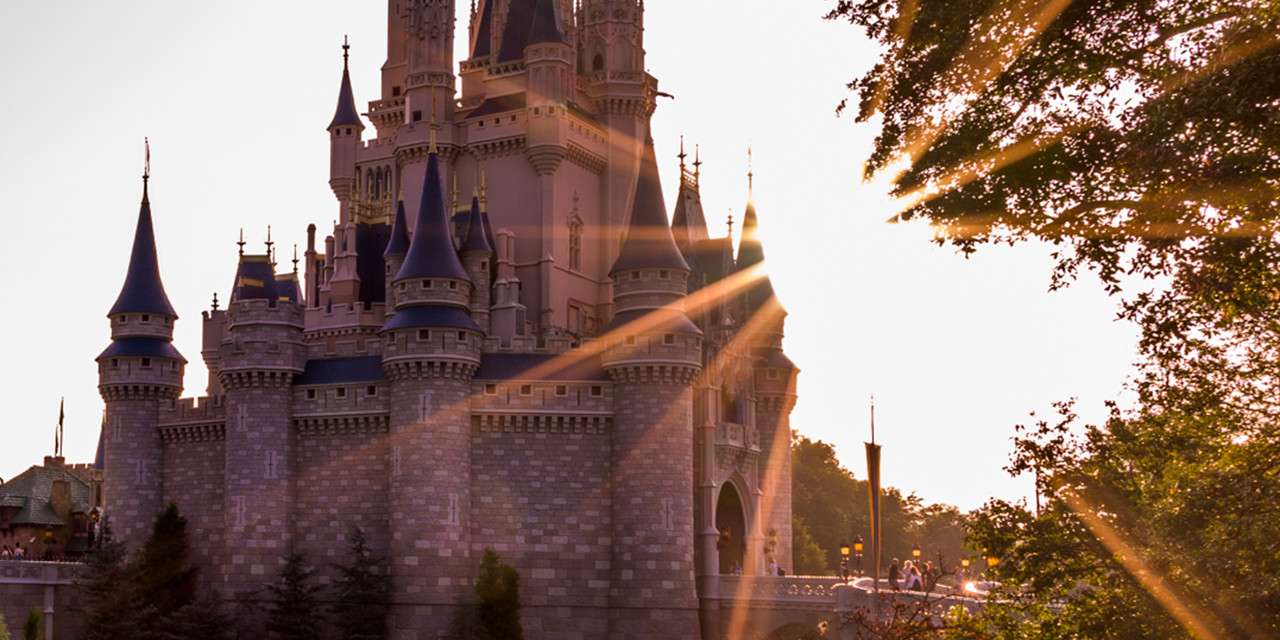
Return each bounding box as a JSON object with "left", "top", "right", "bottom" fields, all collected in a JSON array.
[{"left": 109, "top": 144, "right": 177, "bottom": 318}]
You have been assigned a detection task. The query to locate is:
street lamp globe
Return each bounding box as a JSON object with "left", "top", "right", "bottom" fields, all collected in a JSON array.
[
  {"left": 840, "top": 541, "right": 851, "bottom": 560},
  {"left": 912, "top": 544, "right": 922, "bottom": 561},
  {"left": 853, "top": 536, "right": 864, "bottom": 555}
]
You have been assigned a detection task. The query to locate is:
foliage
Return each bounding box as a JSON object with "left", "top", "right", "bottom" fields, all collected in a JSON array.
[
  {"left": 0, "top": 613, "right": 8, "bottom": 640},
  {"left": 792, "top": 516, "right": 828, "bottom": 575},
  {"left": 828, "top": 0, "right": 1280, "bottom": 421},
  {"left": 135, "top": 503, "right": 199, "bottom": 619},
  {"left": 791, "top": 435, "right": 969, "bottom": 574},
  {"left": 21, "top": 610, "right": 38, "bottom": 640},
  {"left": 155, "top": 592, "right": 232, "bottom": 640},
  {"left": 474, "top": 549, "right": 523, "bottom": 640},
  {"left": 76, "top": 519, "right": 149, "bottom": 640},
  {"left": 263, "top": 552, "right": 326, "bottom": 640},
  {"left": 330, "top": 528, "right": 391, "bottom": 640}
]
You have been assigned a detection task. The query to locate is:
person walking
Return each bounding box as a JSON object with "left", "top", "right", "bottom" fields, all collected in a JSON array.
[
  {"left": 888, "top": 558, "right": 901, "bottom": 591},
  {"left": 13, "top": 544, "right": 25, "bottom": 560},
  {"left": 1, "top": 545, "right": 10, "bottom": 560}
]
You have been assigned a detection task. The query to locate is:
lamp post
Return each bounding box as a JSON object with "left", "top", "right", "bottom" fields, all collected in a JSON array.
[
  {"left": 985, "top": 553, "right": 1000, "bottom": 580},
  {"left": 839, "top": 541, "right": 851, "bottom": 582},
  {"left": 911, "top": 543, "right": 922, "bottom": 565},
  {"left": 853, "top": 536, "right": 865, "bottom": 577}
]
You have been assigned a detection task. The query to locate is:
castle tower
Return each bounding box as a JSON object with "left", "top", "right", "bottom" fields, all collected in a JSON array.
[
  {"left": 392, "top": 0, "right": 457, "bottom": 120},
  {"left": 328, "top": 40, "right": 367, "bottom": 305},
  {"left": 217, "top": 249, "right": 306, "bottom": 600},
  {"left": 600, "top": 134, "right": 703, "bottom": 640},
  {"left": 381, "top": 133, "right": 482, "bottom": 638},
  {"left": 459, "top": 193, "right": 494, "bottom": 332},
  {"left": 736, "top": 192, "right": 798, "bottom": 572},
  {"left": 384, "top": 197, "right": 411, "bottom": 317},
  {"left": 97, "top": 168, "right": 185, "bottom": 550}
]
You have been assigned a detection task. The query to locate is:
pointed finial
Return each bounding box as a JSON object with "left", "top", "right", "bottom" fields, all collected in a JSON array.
[
  {"left": 678, "top": 135, "right": 687, "bottom": 172},
  {"left": 747, "top": 146, "right": 754, "bottom": 200},
  {"left": 143, "top": 137, "right": 152, "bottom": 182},
  {"left": 693, "top": 144, "right": 702, "bottom": 183},
  {"left": 211, "top": 292, "right": 220, "bottom": 311},
  {"left": 293, "top": 244, "right": 300, "bottom": 273},
  {"left": 479, "top": 168, "right": 488, "bottom": 207},
  {"left": 342, "top": 35, "right": 350, "bottom": 69},
  {"left": 727, "top": 210, "right": 735, "bottom": 237},
  {"left": 237, "top": 228, "right": 246, "bottom": 256},
  {"left": 265, "top": 225, "right": 274, "bottom": 256},
  {"left": 870, "top": 394, "right": 877, "bottom": 444}
]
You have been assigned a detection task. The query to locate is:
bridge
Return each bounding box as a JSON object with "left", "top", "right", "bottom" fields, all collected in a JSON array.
[
  {"left": 701, "top": 574, "right": 987, "bottom": 640},
  {"left": 0, "top": 560, "right": 82, "bottom": 640}
]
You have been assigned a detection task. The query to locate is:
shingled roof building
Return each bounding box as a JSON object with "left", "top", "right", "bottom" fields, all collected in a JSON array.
[
  {"left": 0, "top": 455, "right": 102, "bottom": 560},
  {"left": 96, "top": 2, "right": 798, "bottom": 639}
]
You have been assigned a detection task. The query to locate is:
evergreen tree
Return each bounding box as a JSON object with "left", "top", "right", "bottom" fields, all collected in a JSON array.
[
  {"left": 135, "top": 503, "right": 199, "bottom": 618},
  {"left": 157, "top": 591, "right": 233, "bottom": 640},
  {"left": 264, "top": 552, "right": 325, "bottom": 640},
  {"left": 473, "top": 550, "right": 522, "bottom": 640},
  {"left": 76, "top": 519, "right": 147, "bottom": 640},
  {"left": 330, "top": 528, "right": 391, "bottom": 640},
  {"left": 0, "top": 612, "right": 10, "bottom": 640},
  {"left": 21, "top": 609, "right": 38, "bottom": 640}
]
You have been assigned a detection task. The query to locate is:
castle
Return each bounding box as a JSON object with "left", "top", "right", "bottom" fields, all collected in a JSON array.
[{"left": 97, "top": 1, "right": 797, "bottom": 638}]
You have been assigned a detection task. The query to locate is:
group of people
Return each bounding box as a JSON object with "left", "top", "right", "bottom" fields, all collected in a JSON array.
[
  {"left": 887, "top": 557, "right": 944, "bottom": 592},
  {"left": 0, "top": 544, "right": 27, "bottom": 560}
]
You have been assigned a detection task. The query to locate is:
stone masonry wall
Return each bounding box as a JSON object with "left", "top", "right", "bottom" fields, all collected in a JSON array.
[
  {"left": 294, "top": 429, "right": 391, "bottom": 586},
  {"left": 162, "top": 438, "right": 227, "bottom": 586},
  {"left": 102, "top": 398, "right": 164, "bottom": 550},
  {"left": 756, "top": 400, "right": 794, "bottom": 573},
  {"left": 387, "top": 375, "right": 473, "bottom": 640},
  {"left": 607, "top": 378, "right": 701, "bottom": 640},
  {"left": 470, "top": 419, "right": 612, "bottom": 640}
]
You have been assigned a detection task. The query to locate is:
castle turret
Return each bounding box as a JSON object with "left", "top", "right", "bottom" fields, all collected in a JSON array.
[
  {"left": 383, "top": 197, "right": 410, "bottom": 317},
  {"left": 381, "top": 132, "right": 482, "bottom": 637},
  {"left": 460, "top": 193, "right": 494, "bottom": 333},
  {"left": 97, "top": 168, "right": 185, "bottom": 550},
  {"left": 735, "top": 179, "right": 798, "bottom": 574},
  {"left": 600, "top": 134, "right": 703, "bottom": 640},
  {"left": 218, "top": 248, "right": 306, "bottom": 600},
  {"left": 328, "top": 40, "right": 365, "bottom": 305}
]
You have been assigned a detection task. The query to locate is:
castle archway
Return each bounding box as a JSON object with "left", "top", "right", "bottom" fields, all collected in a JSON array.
[{"left": 716, "top": 482, "right": 746, "bottom": 574}]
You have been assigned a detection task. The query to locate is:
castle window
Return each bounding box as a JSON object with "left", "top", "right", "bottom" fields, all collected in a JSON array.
[
  {"left": 418, "top": 329, "right": 431, "bottom": 341},
  {"left": 392, "top": 86, "right": 402, "bottom": 97},
  {"left": 111, "top": 359, "right": 118, "bottom": 368},
  {"left": 449, "top": 281, "right": 458, "bottom": 290},
  {"left": 140, "top": 357, "right": 152, "bottom": 368},
  {"left": 457, "top": 331, "right": 467, "bottom": 342},
  {"left": 412, "top": 110, "right": 423, "bottom": 122},
  {"left": 625, "top": 335, "right": 636, "bottom": 346},
  {"left": 590, "top": 385, "right": 603, "bottom": 397},
  {"left": 568, "top": 217, "right": 583, "bottom": 271},
  {"left": 520, "top": 384, "right": 533, "bottom": 396},
  {"left": 120, "top": 315, "right": 129, "bottom": 323},
  {"left": 658, "top": 270, "right": 669, "bottom": 280},
  {"left": 422, "top": 280, "right": 432, "bottom": 289},
  {"left": 631, "top": 271, "right": 641, "bottom": 281},
  {"left": 555, "top": 385, "right": 568, "bottom": 397},
  {"left": 306, "top": 389, "right": 316, "bottom": 400},
  {"left": 336, "top": 388, "right": 347, "bottom": 399},
  {"left": 664, "top": 334, "right": 676, "bottom": 345},
  {"left": 366, "top": 385, "right": 378, "bottom": 397},
  {"left": 593, "top": 54, "right": 604, "bottom": 71},
  {"left": 484, "top": 384, "right": 497, "bottom": 396},
  {"left": 141, "top": 314, "right": 150, "bottom": 322}
]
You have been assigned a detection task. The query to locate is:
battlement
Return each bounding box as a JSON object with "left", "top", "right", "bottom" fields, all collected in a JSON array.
[
  {"left": 159, "top": 396, "right": 226, "bottom": 424},
  {"left": 226, "top": 298, "right": 305, "bottom": 326},
  {"left": 304, "top": 302, "right": 387, "bottom": 334},
  {"left": 481, "top": 334, "right": 578, "bottom": 355},
  {"left": 393, "top": 279, "right": 472, "bottom": 308}
]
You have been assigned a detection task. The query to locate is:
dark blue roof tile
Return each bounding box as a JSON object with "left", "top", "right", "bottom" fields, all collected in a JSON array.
[
  {"left": 109, "top": 180, "right": 177, "bottom": 318},
  {"left": 528, "top": 0, "right": 567, "bottom": 45},
  {"left": 296, "top": 356, "right": 385, "bottom": 385},
  {"left": 383, "top": 305, "right": 481, "bottom": 332},
  {"left": 396, "top": 152, "right": 472, "bottom": 282},
  {"left": 97, "top": 337, "right": 186, "bottom": 363},
  {"left": 610, "top": 138, "right": 692, "bottom": 275},
  {"left": 604, "top": 308, "right": 703, "bottom": 336},
  {"left": 384, "top": 200, "right": 411, "bottom": 257},
  {"left": 329, "top": 59, "right": 363, "bottom": 130},
  {"left": 231, "top": 256, "right": 279, "bottom": 302},
  {"left": 461, "top": 196, "right": 493, "bottom": 254},
  {"left": 471, "top": 0, "right": 495, "bottom": 57}
]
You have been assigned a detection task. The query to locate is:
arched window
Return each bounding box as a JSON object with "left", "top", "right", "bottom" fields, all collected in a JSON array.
[
  {"left": 592, "top": 53, "right": 605, "bottom": 72},
  {"left": 568, "top": 216, "right": 583, "bottom": 271}
]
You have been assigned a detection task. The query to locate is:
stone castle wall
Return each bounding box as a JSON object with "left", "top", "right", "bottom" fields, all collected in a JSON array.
[{"left": 162, "top": 437, "right": 227, "bottom": 582}]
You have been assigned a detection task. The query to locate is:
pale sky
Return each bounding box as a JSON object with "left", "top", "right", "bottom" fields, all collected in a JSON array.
[{"left": 0, "top": 1, "right": 1138, "bottom": 511}]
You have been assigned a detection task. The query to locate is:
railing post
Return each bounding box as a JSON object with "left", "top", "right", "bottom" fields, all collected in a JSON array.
[{"left": 833, "top": 583, "right": 857, "bottom": 640}]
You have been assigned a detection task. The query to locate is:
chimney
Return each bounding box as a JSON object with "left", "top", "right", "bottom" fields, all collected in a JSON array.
[{"left": 50, "top": 479, "right": 71, "bottom": 525}]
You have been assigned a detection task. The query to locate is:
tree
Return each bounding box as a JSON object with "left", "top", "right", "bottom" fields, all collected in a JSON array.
[
  {"left": 474, "top": 550, "right": 522, "bottom": 640},
  {"left": 264, "top": 552, "right": 326, "bottom": 640},
  {"left": 76, "top": 519, "right": 149, "bottom": 640},
  {"left": 134, "top": 503, "right": 199, "bottom": 619},
  {"left": 0, "top": 612, "right": 10, "bottom": 640},
  {"left": 21, "top": 610, "right": 38, "bottom": 640},
  {"left": 792, "top": 517, "right": 828, "bottom": 575},
  {"left": 330, "top": 528, "right": 391, "bottom": 640},
  {"left": 828, "top": 0, "right": 1280, "bottom": 421},
  {"left": 156, "top": 592, "right": 233, "bottom": 640}
]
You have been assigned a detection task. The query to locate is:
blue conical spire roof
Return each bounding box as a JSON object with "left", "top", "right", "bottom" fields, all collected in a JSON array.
[
  {"left": 328, "top": 43, "right": 363, "bottom": 130},
  {"left": 471, "top": 0, "right": 495, "bottom": 57},
  {"left": 385, "top": 199, "right": 411, "bottom": 257},
  {"left": 528, "top": 0, "right": 567, "bottom": 45},
  {"left": 108, "top": 178, "right": 177, "bottom": 317},
  {"left": 396, "top": 151, "right": 472, "bottom": 282},
  {"left": 611, "top": 136, "right": 692, "bottom": 275},
  {"left": 461, "top": 196, "right": 493, "bottom": 254}
]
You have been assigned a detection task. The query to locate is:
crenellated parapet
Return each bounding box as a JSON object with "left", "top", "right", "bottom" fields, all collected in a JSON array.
[
  {"left": 382, "top": 359, "right": 479, "bottom": 381},
  {"left": 159, "top": 396, "right": 226, "bottom": 424}
]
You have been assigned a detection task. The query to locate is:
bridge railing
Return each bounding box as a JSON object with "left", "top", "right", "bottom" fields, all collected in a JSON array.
[
  {"left": 711, "top": 575, "right": 846, "bottom": 605},
  {"left": 0, "top": 560, "right": 83, "bottom": 585}
]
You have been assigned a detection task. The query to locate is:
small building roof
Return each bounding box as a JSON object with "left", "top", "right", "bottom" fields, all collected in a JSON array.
[
  {"left": 0, "top": 464, "right": 93, "bottom": 526},
  {"left": 231, "top": 255, "right": 280, "bottom": 302}
]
